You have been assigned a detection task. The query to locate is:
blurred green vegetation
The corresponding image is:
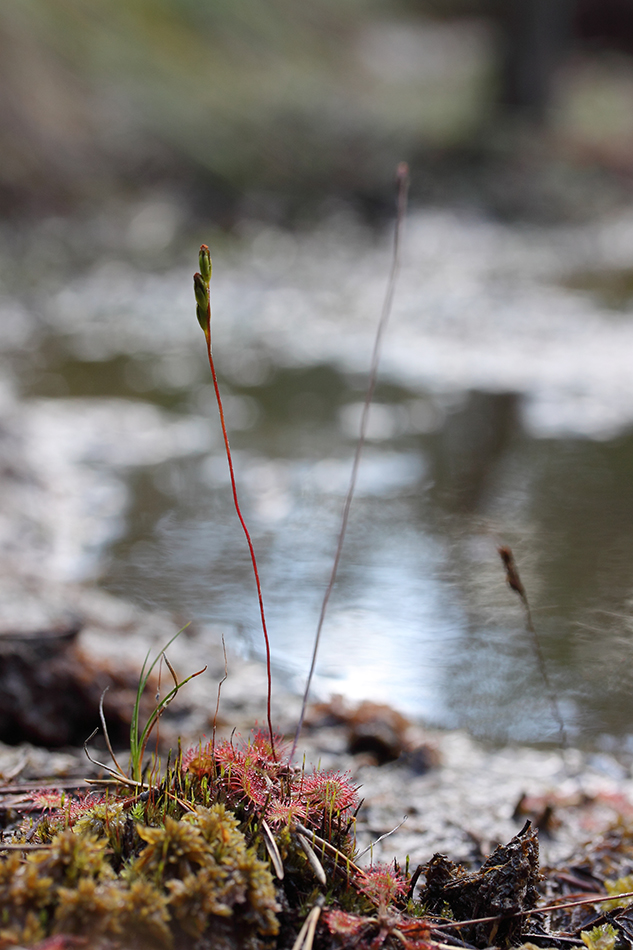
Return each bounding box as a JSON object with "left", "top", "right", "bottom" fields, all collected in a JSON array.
[
  {"left": 0, "top": 0, "right": 497, "bottom": 219},
  {"left": 3, "top": 0, "right": 633, "bottom": 223}
]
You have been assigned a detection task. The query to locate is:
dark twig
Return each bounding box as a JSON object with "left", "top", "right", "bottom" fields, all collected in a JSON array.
[
  {"left": 291, "top": 162, "right": 410, "bottom": 762},
  {"left": 432, "top": 887, "right": 633, "bottom": 932},
  {"left": 0, "top": 782, "right": 91, "bottom": 794}
]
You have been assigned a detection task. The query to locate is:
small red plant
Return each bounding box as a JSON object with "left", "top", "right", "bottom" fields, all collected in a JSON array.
[
  {"left": 183, "top": 730, "right": 359, "bottom": 834},
  {"left": 24, "top": 790, "right": 107, "bottom": 838},
  {"left": 29, "top": 790, "right": 65, "bottom": 813},
  {"left": 358, "top": 863, "right": 407, "bottom": 909},
  {"left": 185, "top": 731, "right": 285, "bottom": 813},
  {"left": 303, "top": 770, "right": 359, "bottom": 816}
]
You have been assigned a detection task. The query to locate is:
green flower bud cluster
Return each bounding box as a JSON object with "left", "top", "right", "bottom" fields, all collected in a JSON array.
[{"left": 194, "top": 244, "right": 212, "bottom": 334}]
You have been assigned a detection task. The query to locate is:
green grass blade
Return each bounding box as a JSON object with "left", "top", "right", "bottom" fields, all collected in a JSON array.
[
  {"left": 136, "top": 665, "right": 207, "bottom": 772},
  {"left": 129, "top": 623, "right": 191, "bottom": 782}
]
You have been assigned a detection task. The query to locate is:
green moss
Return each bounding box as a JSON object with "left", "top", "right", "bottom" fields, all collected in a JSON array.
[
  {"left": 0, "top": 801, "right": 279, "bottom": 949},
  {"left": 603, "top": 873, "right": 633, "bottom": 911},
  {"left": 114, "top": 879, "right": 172, "bottom": 948},
  {"left": 581, "top": 925, "right": 619, "bottom": 950},
  {"left": 133, "top": 815, "right": 209, "bottom": 884},
  {"left": 131, "top": 805, "right": 279, "bottom": 943}
]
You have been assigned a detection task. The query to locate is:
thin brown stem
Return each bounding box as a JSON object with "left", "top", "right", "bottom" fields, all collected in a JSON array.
[
  {"left": 432, "top": 887, "right": 633, "bottom": 931},
  {"left": 212, "top": 632, "right": 228, "bottom": 753},
  {"left": 290, "top": 163, "right": 410, "bottom": 762},
  {"left": 498, "top": 545, "right": 568, "bottom": 750}
]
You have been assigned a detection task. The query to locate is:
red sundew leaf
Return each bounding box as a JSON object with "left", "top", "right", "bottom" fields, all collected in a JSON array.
[
  {"left": 183, "top": 756, "right": 213, "bottom": 779},
  {"left": 29, "top": 790, "right": 65, "bottom": 812},
  {"left": 64, "top": 793, "right": 108, "bottom": 824},
  {"left": 28, "top": 791, "right": 107, "bottom": 829},
  {"left": 182, "top": 740, "right": 220, "bottom": 778},
  {"left": 265, "top": 798, "right": 308, "bottom": 827},
  {"left": 358, "top": 865, "right": 407, "bottom": 906},
  {"left": 302, "top": 770, "right": 360, "bottom": 814},
  {"left": 213, "top": 749, "right": 269, "bottom": 808},
  {"left": 181, "top": 743, "right": 208, "bottom": 770},
  {"left": 235, "top": 768, "right": 269, "bottom": 807},
  {"left": 185, "top": 733, "right": 290, "bottom": 809},
  {"left": 212, "top": 739, "right": 243, "bottom": 768},
  {"left": 217, "top": 739, "right": 267, "bottom": 776},
  {"left": 398, "top": 919, "right": 434, "bottom": 947},
  {"left": 324, "top": 908, "right": 372, "bottom": 937},
  {"left": 249, "top": 729, "right": 289, "bottom": 766},
  {"left": 199, "top": 731, "right": 289, "bottom": 784}
]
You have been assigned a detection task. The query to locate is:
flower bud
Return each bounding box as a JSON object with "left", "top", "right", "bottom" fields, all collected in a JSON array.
[
  {"left": 193, "top": 272, "right": 209, "bottom": 331},
  {"left": 199, "top": 245, "right": 212, "bottom": 283}
]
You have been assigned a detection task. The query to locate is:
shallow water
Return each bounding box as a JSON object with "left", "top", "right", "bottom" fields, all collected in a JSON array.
[{"left": 6, "top": 207, "right": 633, "bottom": 748}]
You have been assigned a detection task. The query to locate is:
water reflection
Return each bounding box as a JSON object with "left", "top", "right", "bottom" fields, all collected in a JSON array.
[
  {"left": 8, "top": 209, "right": 633, "bottom": 746},
  {"left": 431, "top": 391, "right": 521, "bottom": 512},
  {"left": 437, "top": 429, "right": 633, "bottom": 745}
]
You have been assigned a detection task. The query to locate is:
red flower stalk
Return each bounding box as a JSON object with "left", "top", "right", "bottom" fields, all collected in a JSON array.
[{"left": 194, "top": 246, "right": 276, "bottom": 759}]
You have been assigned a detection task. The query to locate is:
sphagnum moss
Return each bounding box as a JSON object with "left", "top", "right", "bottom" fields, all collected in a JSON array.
[{"left": 1, "top": 794, "right": 281, "bottom": 949}]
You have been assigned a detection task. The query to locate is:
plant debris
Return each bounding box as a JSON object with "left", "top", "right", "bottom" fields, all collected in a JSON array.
[
  {"left": 423, "top": 820, "right": 540, "bottom": 945},
  {"left": 305, "top": 696, "right": 440, "bottom": 770},
  {"left": 0, "top": 624, "right": 156, "bottom": 748}
]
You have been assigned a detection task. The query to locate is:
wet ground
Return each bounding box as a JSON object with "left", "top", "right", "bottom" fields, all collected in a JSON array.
[
  {"left": 4, "top": 207, "right": 633, "bottom": 749},
  {"left": 0, "top": 590, "right": 630, "bottom": 874}
]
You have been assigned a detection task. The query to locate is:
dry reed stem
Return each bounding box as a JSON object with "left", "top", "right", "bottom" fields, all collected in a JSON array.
[
  {"left": 291, "top": 162, "right": 410, "bottom": 762},
  {"left": 292, "top": 896, "right": 325, "bottom": 950},
  {"left": 498, "top": 545, "right": 569, "bottom": 750}
]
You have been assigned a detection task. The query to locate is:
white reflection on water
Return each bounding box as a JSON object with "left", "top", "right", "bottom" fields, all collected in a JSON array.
[
  {"left": 132, "top": 483, "right": 463, "bottom": 725},
  {"left": 46, "top": 208, "right": 633, "bottom": 439}
]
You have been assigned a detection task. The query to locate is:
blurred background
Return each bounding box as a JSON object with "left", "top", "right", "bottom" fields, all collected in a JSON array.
[
  {"left": 5, "top": 0, "right": 633, "bottom": 748},
  {"left": 6, "top": 0, "right": 633, "bottom": 223}
]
